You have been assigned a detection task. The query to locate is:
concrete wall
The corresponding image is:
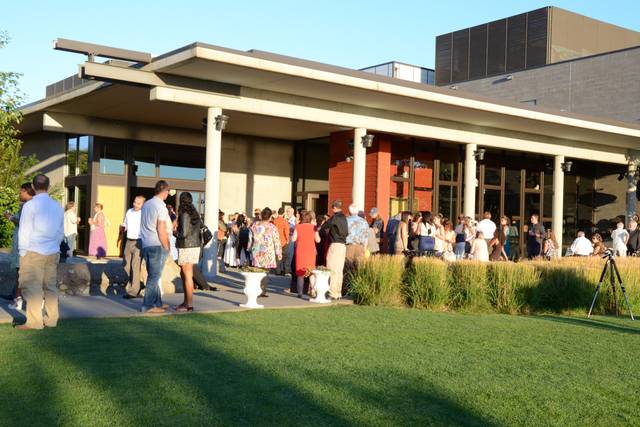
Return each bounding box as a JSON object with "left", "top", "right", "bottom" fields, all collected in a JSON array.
[
  {"left": 454, "top": 47, "right": 640, "bottom": 124},
  {"left": 220, "top": 134, "right": 294, "bottom": 215},
  {"left": 21, "top": 131, "right": 66, "bottom": 190}
]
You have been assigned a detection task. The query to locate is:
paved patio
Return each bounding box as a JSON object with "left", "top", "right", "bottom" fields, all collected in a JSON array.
[{"left": 0, "top": 269, "right": 351, "bottom": 325}]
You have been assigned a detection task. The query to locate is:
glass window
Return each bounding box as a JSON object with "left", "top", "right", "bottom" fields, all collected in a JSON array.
[
  {"left": 543, "top": 173, "right": 553, "bottom": 218},
  {"left": 484, "top": 167, "right": 501, "bottom": 186},
  {"left": 67, "top": 137, "right": 77, "bottom": 177},
  {"left": 524, "top": 193, "right": 541, "bottom": 220},
  {"left": 439, "top": 161, "right": 457, "bottom": 182},
  {"left": 525, "top": 171, "right": 541, "bottom": 190},
  {"left": 505, "top": 169, "right": 521, "bottom": 217},
  {"left": 100, "top": 143, "right": 125, "bottom": 175},
  {"left": 76, "top": 185, "right": 88, "bottom": 253},
  {"left": 483, "top": 188, "right": 501, "bottom": 221},
  {"left": 78, "top": 136, "right": 89, "bottom": 175},
  {"left": 66, "top": 186, "right": 75, "bottom": 203},
  {"left": 159, "top": 146, "right": 205, "bottom": 181},
  {"left": 133, "top": 144, "right": 156, "bottom": 177},
  {"left": 438, "top": 185, "right": 457, "bottom": 222}
]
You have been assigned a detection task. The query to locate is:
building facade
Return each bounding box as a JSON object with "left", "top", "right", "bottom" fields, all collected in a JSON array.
[
  {"left": 435, "top": 6, "right": 640, "bottom": 86},
  {"left": 17, "top": 39, "right": 640, "bottom": 275},
  {"left": 432, "top": 8, "right": 640, "bottom": 245}
]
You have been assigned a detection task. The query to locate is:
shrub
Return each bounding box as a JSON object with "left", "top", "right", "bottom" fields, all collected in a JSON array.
[
  {"left": 404, "top": 258, "right": 449, "bottom": 310},
  {"left": 348, "top": 255, "right": 405, "bottom": 306},
  {"left": 486, "top": 263, "right": 539, "bottom": 314},
  {"left": 0, "top": 186, "right": 19, "bottom": 248},
  {"left": 529, "top": 261, "right": 596, "bottom": 313},
  {"left": 447, "top": 261, "right": 490, "bottom": 311}
]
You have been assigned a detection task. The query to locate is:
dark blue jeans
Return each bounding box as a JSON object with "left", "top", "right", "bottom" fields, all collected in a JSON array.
[{"left": 142, "top": 246, "right": 168, "bottom": 309}]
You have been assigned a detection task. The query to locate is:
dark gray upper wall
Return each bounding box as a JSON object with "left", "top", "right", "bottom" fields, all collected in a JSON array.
[{"left": 452, "top": 47, "right": 640, "bottom": 125}]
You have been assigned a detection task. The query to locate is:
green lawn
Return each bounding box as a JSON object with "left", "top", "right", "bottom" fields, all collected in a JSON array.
[{"left": 0, "top": 306, "right": 638, "bottom": 426}]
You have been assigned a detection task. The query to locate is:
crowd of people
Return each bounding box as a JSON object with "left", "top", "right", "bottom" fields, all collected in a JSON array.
[{"left": 5, "top": 174, "right": 640, "bottom": 330}]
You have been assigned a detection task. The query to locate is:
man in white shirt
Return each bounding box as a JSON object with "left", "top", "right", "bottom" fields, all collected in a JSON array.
[
  {"left": 570, "top": 231, "right": 594, "bottom": 256},
  {"left": 140, "top": 181, "right": 171, "bottom": 313},
  {"left": 123, "top": 195, "right": 145, "bottom": 299},
  {"left": 16, "top": 174, "right": 64, "bottom": 330},
  {"left": 477, "top": 211, "right": 497, "bottom": 246},
  {"left": 63, "top": 201, "right": 80, "bottom": 257}
]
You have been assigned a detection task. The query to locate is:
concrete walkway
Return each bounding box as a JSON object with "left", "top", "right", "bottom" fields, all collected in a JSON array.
[{"left": 0, "top": 270, "right": 351, "bottom": 324}]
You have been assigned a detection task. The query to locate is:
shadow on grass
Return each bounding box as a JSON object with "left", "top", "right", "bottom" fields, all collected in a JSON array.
[
  {"left": 3, "top": 313, "right": 500, "bottom": 426},
  {"left": 536, "top": 315, "right": 640, "bottom": 336}
]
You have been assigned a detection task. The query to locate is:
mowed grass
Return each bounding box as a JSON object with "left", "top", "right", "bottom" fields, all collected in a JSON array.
[{"left": 0, "top": 306, "right": 638, "bottom": 426}]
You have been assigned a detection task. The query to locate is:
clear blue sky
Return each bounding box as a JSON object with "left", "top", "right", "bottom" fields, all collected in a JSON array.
[{"left": 2, "top": 0, "right": 639, "bottom": 102}]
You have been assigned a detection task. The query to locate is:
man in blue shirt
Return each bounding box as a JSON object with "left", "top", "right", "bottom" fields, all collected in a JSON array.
[{"left": 140, "top": 180, "right": 171, "bottom": 313}]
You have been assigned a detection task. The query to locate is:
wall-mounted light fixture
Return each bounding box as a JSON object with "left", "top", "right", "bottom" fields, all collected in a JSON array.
[
  {"left": 361, "top": 134, "right": 374, "bottom": 148},
  {"left": 473, "top": 148, "right": 486, "bottom": 161},
  {"left": 345, "top": 155, "right": 354, "bottom": 163},
  {"left": 215, "top": 114, "right": 229, "bottom": 131},
  {"left": 561, "top": 161, "right": 573, "bottom": 173}
]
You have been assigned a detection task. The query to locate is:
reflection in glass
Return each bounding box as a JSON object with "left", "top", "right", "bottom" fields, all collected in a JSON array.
[
  {"left": 159, "top": 146, "right": 205, "bottom": 181},
  {"left": 483, "top": 188, "right": 501, "bottom": 220},
  {"left": 78, "top": 136, "right": 89, "bottom": 175},
  {"left": 67, "top": 137, "right": 77, "bottom": 177},
  {"left": 439, "top": 161, "right": 457, "bottom": 182},
  {"left": 524, "top": 193, "right": 540, "bottom": 220},
  {"left": 77, "top": 185, "right": 88, "bottom": 253},
  {"left": 484, "top": 167, "right": 501, "bottom": 186},
  {"left": 133, "top": 145, "right": 156, "bottom": 177},
  {"left": 100, "top": 143, "right": 125, "bottom": 175},
  {"left": 525, "top": 171, "right": 541, "bottom": 189},
  {"left": 543, "top": 173, "right": 553, "bottom": 218},
  {"left": 438, "top": 185, "right": 457, "bottom": 222},
  {"left": 504, "top": 169, "right": 521, "bottom": 217}
]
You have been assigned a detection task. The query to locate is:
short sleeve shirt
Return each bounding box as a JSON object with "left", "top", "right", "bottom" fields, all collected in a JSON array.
[{"left": 140, "top": 196, "right": 170, "bottom": 248}]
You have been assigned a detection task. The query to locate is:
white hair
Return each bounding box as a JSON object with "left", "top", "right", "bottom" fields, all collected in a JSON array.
[{"left": 348, "top": 204, "right": 359, "bottom": 216}]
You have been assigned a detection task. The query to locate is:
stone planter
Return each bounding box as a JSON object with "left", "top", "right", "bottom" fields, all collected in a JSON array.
[
  {"left": 310, "top": 270, "right": 331, "bottom": 304},
  {"left": 240, "top": 272, "right": 266, "bottom": 309}
]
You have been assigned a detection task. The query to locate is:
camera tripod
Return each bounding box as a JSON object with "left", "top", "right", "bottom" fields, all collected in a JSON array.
[{"left": 587, "top": 250, "right": 635, "bottom": 320}]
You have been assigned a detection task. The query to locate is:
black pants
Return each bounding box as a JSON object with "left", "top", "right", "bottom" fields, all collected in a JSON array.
[
  {"left": 278, "top": 243, "right": 291, "bottom": 275},
  {"left": 217, "top": 239, "right": 226, "bottom": 259}
]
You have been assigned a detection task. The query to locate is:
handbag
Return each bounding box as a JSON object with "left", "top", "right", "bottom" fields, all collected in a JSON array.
[{"left": 201, "top": 225, "right": 213, "bottom": 246}]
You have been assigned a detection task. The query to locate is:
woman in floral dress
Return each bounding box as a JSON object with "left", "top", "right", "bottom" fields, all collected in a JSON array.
[{"left": 249, "top": 207, "right": 282, "bottom": 297}]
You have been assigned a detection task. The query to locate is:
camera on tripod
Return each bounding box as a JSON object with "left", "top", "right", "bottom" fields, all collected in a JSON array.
[
  {"left": 601, "top": 248, "right": 614, "bottom": 259},
  {"left": 588, "top": 247, "right": 635, "bottom": 320}
]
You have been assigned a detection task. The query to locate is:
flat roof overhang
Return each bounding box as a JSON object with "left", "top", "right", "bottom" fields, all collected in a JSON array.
[
  {"left": 19, "top": 42, "right": 640, "bottom": 162},
  {"left": 140, "top": 43, "right": 640, "bottom": 145}
]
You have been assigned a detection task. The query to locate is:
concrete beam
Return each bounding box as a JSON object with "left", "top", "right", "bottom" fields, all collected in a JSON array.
[
  {"left": 150, "top": 85, "right": 629, "bottom": 165},
  {"left": 43, "top": 112, "right": 205, "bottom": 147},
  {"left": 80, "top": 62, "right": 240, "bottom": 96}
]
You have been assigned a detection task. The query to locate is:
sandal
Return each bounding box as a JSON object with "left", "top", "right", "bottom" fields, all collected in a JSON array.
[{"left": 174, "top": 305, "right": 193, "bottom": 312}]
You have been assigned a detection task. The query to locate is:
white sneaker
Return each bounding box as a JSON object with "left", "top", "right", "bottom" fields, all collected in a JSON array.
[{"left": 9, "top": 297, "right": 23, "bottom": 311}]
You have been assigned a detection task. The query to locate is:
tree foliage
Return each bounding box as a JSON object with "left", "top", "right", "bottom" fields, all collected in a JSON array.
[{"left": 0, "top": 31, "right": 38, "bottom": 247}]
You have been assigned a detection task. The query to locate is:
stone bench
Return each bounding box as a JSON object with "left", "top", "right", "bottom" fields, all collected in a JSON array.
[{"left": 0, "top": 252, "right": 183, "bottom": 297}]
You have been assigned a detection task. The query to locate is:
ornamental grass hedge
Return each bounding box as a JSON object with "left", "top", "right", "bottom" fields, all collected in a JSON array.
[{"left": 348, "top": 255, "right": 640, "bottom": 315}]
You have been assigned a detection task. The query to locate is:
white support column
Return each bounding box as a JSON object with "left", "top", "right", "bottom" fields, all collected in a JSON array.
[
  {"left": 463, "top": 143, "right": 477, "bottom": 219},
  {"left": 352, "top": 127, "right": 367, "bottom": 210},
  {"left": 552, "top": 155, "right": 565, "bottom": 257},
  {"left": 202, "top": 106, "right": 223, "bottom": 279}
]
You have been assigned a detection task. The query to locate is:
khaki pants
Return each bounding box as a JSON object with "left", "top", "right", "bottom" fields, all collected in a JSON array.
[
  {"left": 19, "top": 251, "right": 60, "bottom": 329},
  {"left": 123, "top": 239, "right": 142, "bottom": 296},
  {"left": 326, "top": 243, "right": 346, "bottom": 299}
]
